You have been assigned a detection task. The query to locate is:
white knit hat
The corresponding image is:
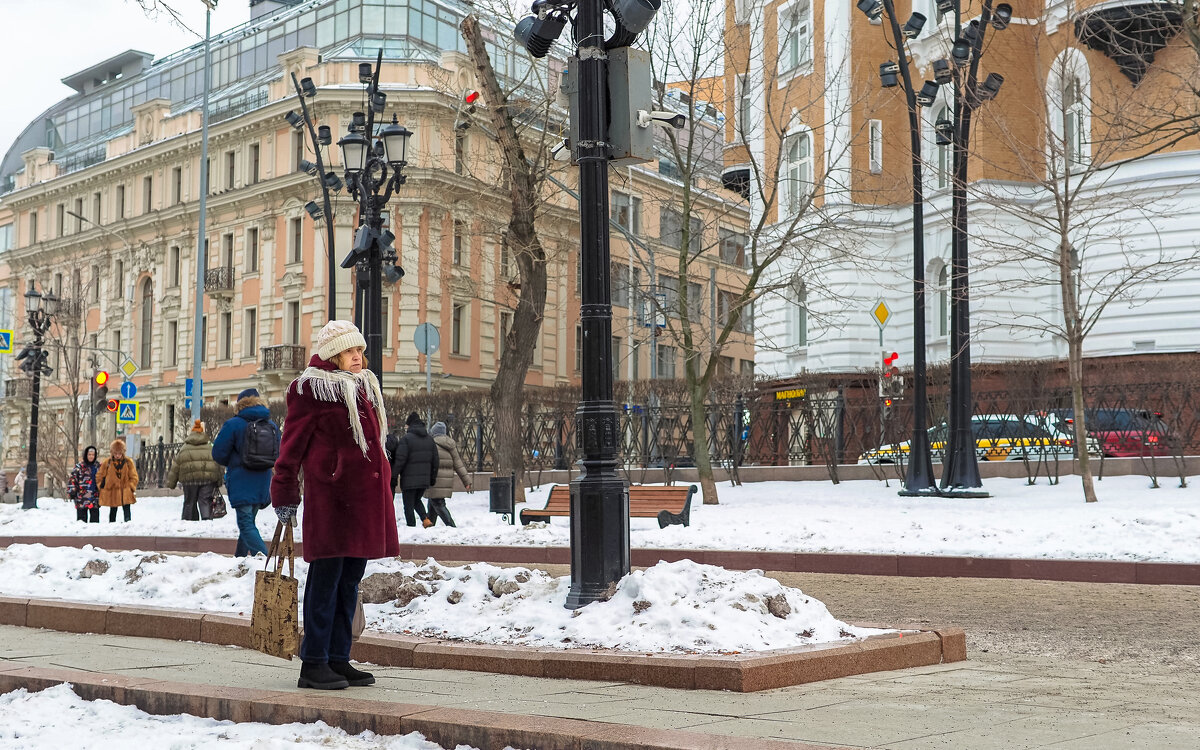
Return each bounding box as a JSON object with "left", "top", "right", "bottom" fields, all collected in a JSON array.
[{"left": 315, "top": 320, "right": 367, "bottom": 362}]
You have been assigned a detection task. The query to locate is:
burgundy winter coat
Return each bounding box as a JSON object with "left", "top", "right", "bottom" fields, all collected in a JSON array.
[{"left": 271, "top": 355, "right": 399, "bottom": 562}]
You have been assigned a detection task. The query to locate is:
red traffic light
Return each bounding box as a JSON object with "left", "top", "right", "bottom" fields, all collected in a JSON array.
[
  {"left": 106, "top": 399, "right": 119, "bottom": 413},
  {"left": 884, "top": 398, "right": 894, "bottom": 407},
  {"left": 884, "top": 352, "right": 899, "bottom": 366},
  {"left": 94, "top": 371, "right": 109, "bottom": 386},
  {"left": 464, "top": 91, "right": 480, "bottom": 105}
]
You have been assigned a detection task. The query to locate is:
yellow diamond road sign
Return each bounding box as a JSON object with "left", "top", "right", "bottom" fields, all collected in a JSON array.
[
  {"left": 872, "top": 300, "right": 892, "bottom": 329},
  {"left": 119, "top": 358, "right": 139, "bottom": 379}
]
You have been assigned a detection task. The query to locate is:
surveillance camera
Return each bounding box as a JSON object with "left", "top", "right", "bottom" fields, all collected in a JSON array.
[
  {"left": 551, "top": 138, "right": 571, "bottom": 161},
  {"left": 636, "top": 110, "right": 687, "bottom": 130}
]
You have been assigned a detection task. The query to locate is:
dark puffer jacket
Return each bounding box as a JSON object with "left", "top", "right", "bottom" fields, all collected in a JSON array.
[
  {"left": 391, "top": 421, "right": 440, "bottom": 491},
  {"left": 166, "top": 432, "right": 225, "bottom": 488}
]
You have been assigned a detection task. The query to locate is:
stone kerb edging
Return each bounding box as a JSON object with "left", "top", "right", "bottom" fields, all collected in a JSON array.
[
  {"left": 5, "top": 535, "right": 1200, "bottom": 585},
  {"left": 0, "top": 665, "right": 841, "bottom": 750},
  {"left": 0, "top": 595, "right": 965, "bottom": 692}
]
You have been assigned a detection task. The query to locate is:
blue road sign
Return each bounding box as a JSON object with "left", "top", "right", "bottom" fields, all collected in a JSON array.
[
  {"left": 185, "top": 378, "right": 193, "bottom": 397},
  {"left": 116, "top": 401, "right": 139, "bottom": 424},
  {"left": 0, "top": 330, "right": 12, "bottom": 354},
  {"left": 120, "top": 380, "right": 137, "bottom": 399},
  {"left": 184, "top": 398, "right": 192, "bottom": 410}
]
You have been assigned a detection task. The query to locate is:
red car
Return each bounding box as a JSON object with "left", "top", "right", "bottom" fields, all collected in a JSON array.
[{"left": 1048, "top": 409, "right": 1173, "bottom": 458}]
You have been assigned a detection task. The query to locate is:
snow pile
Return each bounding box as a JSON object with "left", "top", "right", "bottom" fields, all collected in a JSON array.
[
  {"left": 0, "top": 545, "right": 884, "bottom": 653},
  {"left": 0, "top": 683, "right": 482, "bottom": 750}
]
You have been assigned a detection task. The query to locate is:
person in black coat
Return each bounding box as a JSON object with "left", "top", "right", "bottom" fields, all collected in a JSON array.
[{"left": 391, "top": 412, "right": 440, "bottom": 528}]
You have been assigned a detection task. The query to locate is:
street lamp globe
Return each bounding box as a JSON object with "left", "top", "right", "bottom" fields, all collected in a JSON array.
[
  {"left": 43, "top": 292, "right": 59, "bottom": 316},
  {"left": 24, "top": 287, "right": 41, "bottom": 315},
  {"left": 379, "top": 116, "right": 412, "bottom": 166},
  {"left": 338, "top": 130, "right": 370, "bottom": 175}
]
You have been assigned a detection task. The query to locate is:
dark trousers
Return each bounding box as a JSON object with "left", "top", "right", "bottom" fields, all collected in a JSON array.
[
  {"left": 181, "top": 484, "right": 215, "bottom": 521},
  {"left": 108, "top": 504, "right": 131, "bottom": 522},
  {"left": 301, "top": 556, "right": 367, "bottom": 664},
  {"left": 401, "top": 488, "right": 428, "bottom": 526},
  {"left": 75, "top": 506, "right": 99, "bottom": 523},
  {"left": 426, "top": 498, "right": 456, "bottom": 527}
]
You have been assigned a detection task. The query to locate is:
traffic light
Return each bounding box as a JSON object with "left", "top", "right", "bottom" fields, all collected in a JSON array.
[
  {"left": 880, "top": 351, "right": 900, "bottom": 397},
  {"left": 882, "top": 396, "right": 895, "bottom": 420},
  {"left": 92, "top": 371, "right": 110, "bottom": 414},
  {"left": 106, "top": 398, "right": 119, "bottom": 413},
  {"left": 454, "top": 90, "right": 480, "bottom": 131}
]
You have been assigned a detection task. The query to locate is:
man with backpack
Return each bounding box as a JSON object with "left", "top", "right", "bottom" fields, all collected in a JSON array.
[{"left": 213, "top": 388, "right": 280, "bottom": 557}]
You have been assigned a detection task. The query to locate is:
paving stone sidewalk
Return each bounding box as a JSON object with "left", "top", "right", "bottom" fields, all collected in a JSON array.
[{"left": 2, "top": 624, "right": 1197, "bottom": 748}]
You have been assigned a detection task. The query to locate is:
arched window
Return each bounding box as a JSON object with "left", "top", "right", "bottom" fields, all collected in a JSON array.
[
  {"left": 1048, "top": 49, "right": 1091, "bottom": 175},
  {"left": 937, "top": 265, "right": 949, "bottom": 337},
  {"left": 782, "top": 129, "right": 812, "bottom": 214},
  {"left": 139, "top": 279, "right": 153, "bottom": 367}
]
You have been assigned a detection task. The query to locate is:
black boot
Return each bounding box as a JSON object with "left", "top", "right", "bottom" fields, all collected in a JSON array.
[
  {"left": 297, "top": 661, "right": 350, "bottom": 690},
  {"left": 329, "top": 660, "right": 375, "bottom": 686}
]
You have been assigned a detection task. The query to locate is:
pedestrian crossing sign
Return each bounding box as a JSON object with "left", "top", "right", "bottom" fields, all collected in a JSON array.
[
  {"left": 116, "top": 400, "right": 139, "bottom": 424},
  {"left": 0, "top": 330, "right": 11, "bottom": 354}
]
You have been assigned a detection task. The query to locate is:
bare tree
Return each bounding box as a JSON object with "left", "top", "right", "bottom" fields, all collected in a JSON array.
[{"left": 970, "top": 21, "right": 1200, "bottom": 502}]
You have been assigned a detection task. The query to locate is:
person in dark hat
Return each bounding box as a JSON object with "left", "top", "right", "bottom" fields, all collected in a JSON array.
[
  {"left": 391, "top": 411, "right": 439, "bottom": 527},
  {"left": 213, "top": 386, "right": 279, "bottom": 556}
]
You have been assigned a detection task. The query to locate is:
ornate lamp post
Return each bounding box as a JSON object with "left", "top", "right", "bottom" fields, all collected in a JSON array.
[
  {"left": 857, "top": 0, "right": 943, "bottom": 495},
  {"left": 941, "top": 0, "right": 1010, "bottom": 495},
  {"left": 336, "top": 53, "right": 411, "bottom": 385},
  {"left": 17, "top": 284, "right": 58, "bottom": 510}
]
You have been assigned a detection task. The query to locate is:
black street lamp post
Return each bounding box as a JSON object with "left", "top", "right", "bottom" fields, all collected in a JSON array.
[
  {"left": 336, "top": 53, "right": 411, "bottom": 385},
  {"left": 286, "top": 74, "right": 342, "bottom": 321},
  {"left": 858, "top": 0, "right": 939, "bottom": 494},
  {"left": 941, "top": 1, "right": 1009, "bottom": 494},
  {"left": 17, "top": 284, "right": 58, "bottom": 510}
]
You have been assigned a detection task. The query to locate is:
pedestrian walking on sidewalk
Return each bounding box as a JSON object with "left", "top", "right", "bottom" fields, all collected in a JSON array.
[
  {"left": 67, "top": 446, "right": 101, "bottom": 523},
  {"left": 391, "top": 412, "right": 440, "bottom": 528},
  {"left": 213, "top": 388, "right": 278, "bottom": 557},
  {"left": 97, "top": 439, "right": 138, "bottom": 522},
  {"left": 272, "top": 320, "right": 398, "bottom": 691},
  {"left": 167, "top": 421, "right": 225, "bottom": 521},
  {"left": 425, "top": 421, "right": 470, "bottom": 527}
]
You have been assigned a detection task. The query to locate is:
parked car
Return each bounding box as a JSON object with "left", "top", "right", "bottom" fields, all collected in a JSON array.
[
  {"left": 857, "top": 414, "right": 1089, "bottom": 465},
  {"left": 1043, "top": 408, "right": 1173, "bottom": 458}
]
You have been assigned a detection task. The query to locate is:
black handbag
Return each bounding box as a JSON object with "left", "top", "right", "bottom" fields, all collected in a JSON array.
[{"left": 210, "top": 489, "right": 229, "bottom": 519}]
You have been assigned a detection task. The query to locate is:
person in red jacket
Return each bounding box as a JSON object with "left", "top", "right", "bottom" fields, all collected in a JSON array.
[{"left": 271, "top": 320, "right": 398, "bottom": 690}]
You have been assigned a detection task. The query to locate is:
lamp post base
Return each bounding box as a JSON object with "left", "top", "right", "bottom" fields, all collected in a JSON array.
[
  {"left": 565, "top": 472, "right": 629, "bottom": 609},
  {"left": 21, "top": 478, "right": 37, "bottom": 510},
  {"left": 937, "top": 488, "right": 992, "bottom": 499}
]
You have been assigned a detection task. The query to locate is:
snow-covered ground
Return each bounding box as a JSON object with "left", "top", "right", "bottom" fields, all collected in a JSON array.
[
  {"left": 3, "top": 475, "right": 1197, "bottom": 561},
  {"left": 0, "top": 683, "right": 483, "bottom": 750},
  {"left": 0, "top": 544, "right": 883, "bottom": 653}
]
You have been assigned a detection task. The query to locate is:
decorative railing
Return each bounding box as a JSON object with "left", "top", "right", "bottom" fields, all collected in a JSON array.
[
  {"left": 204, "top": 266, "right": 235, "bottom": 293},
  {"left": 261, "top": 344, "right": 307, "bottom": 372}
]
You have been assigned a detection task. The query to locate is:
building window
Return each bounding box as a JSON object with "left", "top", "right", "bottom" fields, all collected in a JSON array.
[
  {"left": 0, "top": 224, "right": 11, "bottom": 253},
  {"left": 740, "top": 359, "right": 755, "bottom": 378},
  {"left": 938, "top": 264, "right": 949, "bottom": 337},
  {"left": 90, "top": 265, "right": 99, "bottom": 303},
  {"left": 226, "top": 151, "right": 237, "bottom": 190},
  {"left": 718, "top": 355, "right": 734, "bottom": 377},
  {"left": 200, "top": 315, "right": 208, "bottom": 362},
  {"left": 658, "top": 273, "right": 679, "bottom": 317},
  {"left": 935, "top": 106, "right": 951, "bottom": 189},
  {"left": 790, "top": 275, "right": 807, "bottom": 347},
  {"left": 659, "top": 208, "right": 702, "bottom": 253},
  {"left": 452, "top": 302, "right": 467, "bottom": 355},
  {"left": 778, "top": 0, "right": 812, "bottom": 76},
  {"left": 289, "top": 217, "right": 303, "bottom": 264},
  {"left": 28, "top": 210, "right": 38, "bottom": 244},
  {"left": 142, "top": 175, "right": 153, "bottom": 213},
  {"left": 455, "top": 131, "right": 468, "bottom": 175},
  {"left": 782, "top": 130, "right": 812, "bottom": 214},
  {"left": 220, "top": 311, "right": 232, "bottom": 360},
  {"left": 574, "top": 325, "right": 583, "bottom": 372},
  {"left": 656, "top": 345, "right": 676, "bottom": 379},
  {"left": 166, "top": 320, "right": 178, "bottom": 367},
  {"left": 244, "top": 309, "right": 257, "bottom": 358},
  {"left": 611, "top": 191, "right": 642, "bottom": 234},
  {"left": 172, "top": 166, "right": 183, "bottom": 204},
  {"left": 249, "top": 143, "right": 260, "bottom": 184},
  {"left": 113, "top": 260, "right": 124, "bottom": 298},
  {"left": 380, "top": 298, "right": 391, "bottom": 350},
  {"left": 221, "top": 233, "right": 234, "bottom": 267},
  {"left": 500, "top": 236, "right": 515, "bottom": 278},
  {"left": 115, "top": 185, "right": 125, "bottom": 218},
  {"left": 286, "top": 301, "right": 301, "bottom": 345},
  {"left": 246, "top": 227, "right": 259, "bottom": 272},
  {"left": 73, "top": 198, "right": 84, "bottom": 232},
  {"left": 453, "top": 220, "right": 467, "bottom": 265},
  {"left": 56, "top": 204, "right": 65, "bottom": 237},
  {"left": 719, "top": 229, "right": 747, "bottom": 267},
  {"left": 1063, "top": 75, "right": 1086, "bottom": 171},
  {"left": 612, "top": 263, "right": 631, "bottom": 308},
  {"left": 736, "top": 74, "right": 751, "bottom": 141},
  {"left": 92, "top": 192, "right": 102, "bottom": 225},
  {"left": 293, "top": 131, "right": 305, "bottom": 171},
  {"left": 169, "top": 246, "right": 181, "bottom": 288},
  {"left": 688, "top": 281, "right": 704, "bottom": 318},
  {"left": 612, "top": 336, "right": 622, "bottom": 382},
  {"left": 869, "top": 119, "right": 883, "bottom": 175}
]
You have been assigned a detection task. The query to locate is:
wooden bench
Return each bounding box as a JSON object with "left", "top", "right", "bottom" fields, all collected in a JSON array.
[{"left": 520, "top": 484, "right": 697, "bottom": 528}]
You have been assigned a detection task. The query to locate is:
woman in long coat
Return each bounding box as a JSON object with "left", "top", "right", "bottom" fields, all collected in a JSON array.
[
  {"left": 67, "top": 445, "right": 101, "bottom": 523},
  {"left": 97, "top": 439, "right": 138, "bottom": 522},
  {"left": 425, "top": 421, "right": 471, "bottom": 527},
  {"left": 271, "top": 320, "right": 398, "bottom": 691},
  {"left": 166, "top": 420, "right": 225, "bottom": 521}
]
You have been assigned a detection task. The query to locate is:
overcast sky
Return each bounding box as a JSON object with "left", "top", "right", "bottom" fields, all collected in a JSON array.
[{"left": 0, "top": 0, "right": 251, "bottom": 158}]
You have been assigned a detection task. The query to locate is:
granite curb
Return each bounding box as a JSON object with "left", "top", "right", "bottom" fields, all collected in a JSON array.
[
  {"left": 0, "top": 596, "right": 965, "bottom": 692},
  {"left": 4, "top": 535, "right": 1198, "bottom": 584},
  {"left": 0, "top": 664, "right": 842, "bottom": 750}
]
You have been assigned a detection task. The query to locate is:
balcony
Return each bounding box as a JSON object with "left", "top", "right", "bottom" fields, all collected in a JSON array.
[
  {"left": 204, "top": 266, "right": 235, "bottom": 296},
  {"left": 4, "top": 379, "right": 32, "bottom": 400},
  {"left": 55, "top": 296, "right": 87, "bottom": 320},
  {"left": 1075, "top": 1, "right": 1182, "bottom": 84},
  {"left": 261, "top": 344, "right": 308, "bottom": 373}
]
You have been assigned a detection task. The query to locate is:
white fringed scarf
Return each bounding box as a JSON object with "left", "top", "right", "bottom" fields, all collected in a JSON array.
[{"left": 295, "top": 366, "right": 388, "bottom": 457}]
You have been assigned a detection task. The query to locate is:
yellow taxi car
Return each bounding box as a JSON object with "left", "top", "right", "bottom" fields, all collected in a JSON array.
[{"left": 857, "top": 414, "right": 1090, "bottom": 465}]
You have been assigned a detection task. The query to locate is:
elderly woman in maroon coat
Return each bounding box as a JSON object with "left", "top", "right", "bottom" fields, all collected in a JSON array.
[{"left": 271, "top": 320, "right": 398, "bottom": 690}]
